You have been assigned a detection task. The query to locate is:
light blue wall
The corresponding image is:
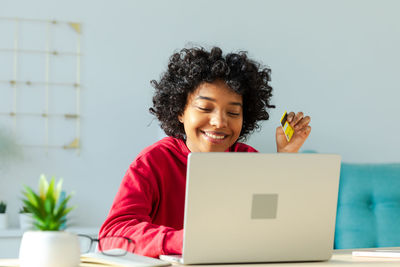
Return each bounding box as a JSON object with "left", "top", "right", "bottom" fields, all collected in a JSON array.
[{"left": 1, "top": 0, "right": 399, "bottom": 227}]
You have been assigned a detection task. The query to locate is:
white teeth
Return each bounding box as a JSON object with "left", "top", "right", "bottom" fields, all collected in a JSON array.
[{"left": 204, "top": 132, "right": 225, "bottom": 139}]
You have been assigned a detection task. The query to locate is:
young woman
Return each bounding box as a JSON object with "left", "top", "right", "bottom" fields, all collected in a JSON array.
[{"left": 99, "top": 47, "right": 311, "bottom": 258}]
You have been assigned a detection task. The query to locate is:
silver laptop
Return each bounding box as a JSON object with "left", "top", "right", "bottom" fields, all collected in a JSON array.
[{"left": 160, "top": 153, "right": 341, "bottom": 264}]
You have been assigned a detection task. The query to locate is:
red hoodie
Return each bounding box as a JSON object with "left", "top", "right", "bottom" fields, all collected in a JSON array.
[{"left": 99, "top": 137, "right": 257, "bottom": 258}]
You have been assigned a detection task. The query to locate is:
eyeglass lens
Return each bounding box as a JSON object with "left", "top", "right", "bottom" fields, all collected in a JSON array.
[
  {"left": 78, "top": 235, "right": 135, "bottom": 256},
  {"left": 99, "top": 236, "right": 134, "bottom": 256},
  {"left": 78, "top": 235, "right": 94, "bottom": 254}
]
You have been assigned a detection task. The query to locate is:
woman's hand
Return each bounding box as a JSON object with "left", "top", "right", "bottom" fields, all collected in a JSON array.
[{"left": 276, "top": 111, "right": 311, "bottom": 153}]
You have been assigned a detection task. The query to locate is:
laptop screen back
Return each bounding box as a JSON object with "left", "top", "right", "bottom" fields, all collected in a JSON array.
[{"left": 181, "top": 153, "right": 341, "bottom": 264}]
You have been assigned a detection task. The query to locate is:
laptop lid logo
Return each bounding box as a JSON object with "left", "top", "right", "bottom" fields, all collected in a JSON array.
[{"left": 251, "top": 194, "right": 278, "bottom": 219}]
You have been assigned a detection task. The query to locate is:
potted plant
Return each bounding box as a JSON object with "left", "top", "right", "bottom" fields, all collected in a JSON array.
[
  {"left": 18, "top": 174, "right": 80, "bottom": 267},
  {"left": 0, "top": 201, "right": 7, "bottom": 229},
  {"left": 19, "top": 206, "right": 34, "bottom": 231}
]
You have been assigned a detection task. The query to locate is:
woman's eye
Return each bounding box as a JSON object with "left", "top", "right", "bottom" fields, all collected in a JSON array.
[
  {"left": 197, "top": 107, "right": 211, "bottom": 112},
  {"left": 228, "top": 112, "right": 240, "bottom": 116}
]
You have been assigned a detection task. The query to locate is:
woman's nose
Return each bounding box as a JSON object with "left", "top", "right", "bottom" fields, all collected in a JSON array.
[{"left": 210, "top": 111, "right": 228, "bottom": 128}]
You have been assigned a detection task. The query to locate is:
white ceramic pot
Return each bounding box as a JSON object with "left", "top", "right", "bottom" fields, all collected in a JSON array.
[
  {"left": 0, "top": 213, "right": 8, "bottom": 229},
  {"left": 19, "top": 231, "right": 80, "bottom": 267},
  {"left": 19, "top": 213, "right": 34, "bottom": 231}
]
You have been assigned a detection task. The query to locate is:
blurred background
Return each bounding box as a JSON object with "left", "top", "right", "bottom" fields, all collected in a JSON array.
[{"left": 0, "top": 0, "right": 399, "bottom": 228}]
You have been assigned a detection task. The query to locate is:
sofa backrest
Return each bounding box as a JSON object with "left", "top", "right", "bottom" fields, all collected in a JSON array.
[{"left": 334, "top": 163, "right": 400, "bottom": 249}]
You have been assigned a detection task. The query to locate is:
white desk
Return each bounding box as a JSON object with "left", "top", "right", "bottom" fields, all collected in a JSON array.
[
  {"left": 222, "top": 248, "right": 400, "bottom": 266},
  {"left": 0, "top": 249, "right": 400, "bottom": 266}
]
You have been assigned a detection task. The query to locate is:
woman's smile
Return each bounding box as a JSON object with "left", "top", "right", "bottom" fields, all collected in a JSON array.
[{"left": 201, "top": 130, "right": 228, "bottom": 143}]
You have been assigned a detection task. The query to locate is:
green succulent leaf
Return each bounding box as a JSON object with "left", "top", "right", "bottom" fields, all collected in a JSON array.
[
  {"left": 61, "top": 206, "right": 74, "bottom": 218},
  {"left": 55, "top": 179, "right": 63, "bottom": 202},
  {"left": 0, "top": 201, "right": 7, "bottom": 213},
  {"left": 21, "top": 174, "right": 74, "bottom": 231},
  {"left": 39, "top": 174, "right": 49, "bottom": 199},
  {"left": 23, "top": 186, "right": 39, "bottom": 208},
  {"left": 22, "top": 200, "right": 36, "bottom": 214},
  {"left": 46, "top": 177, "right": 55, "bottom": 202},
  {"left": 44, "top": 198, "right": 53, "bottom": 214}
]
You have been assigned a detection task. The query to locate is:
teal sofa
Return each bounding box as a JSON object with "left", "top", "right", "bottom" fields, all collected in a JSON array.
[{"left": 334, "top": 163, "right": 400, "bottom": 249}]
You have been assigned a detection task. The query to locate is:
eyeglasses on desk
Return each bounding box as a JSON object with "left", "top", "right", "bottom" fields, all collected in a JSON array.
[{"left": 78, "top": 234, "right": 135, "bottom": 256}]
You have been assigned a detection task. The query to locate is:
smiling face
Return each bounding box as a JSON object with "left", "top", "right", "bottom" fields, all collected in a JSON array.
[{"left": 178, "top": 80, "right": 243, "bottom": 152}]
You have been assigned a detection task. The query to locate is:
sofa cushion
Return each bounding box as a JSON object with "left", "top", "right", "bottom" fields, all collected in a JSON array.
[{"left": 334, "top": 163, "right": 400, "bottom": 249}]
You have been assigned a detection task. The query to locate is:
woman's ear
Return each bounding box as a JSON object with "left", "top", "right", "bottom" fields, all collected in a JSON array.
[{"left": 178, "top": 114, "right": 183, "bottom": 123}]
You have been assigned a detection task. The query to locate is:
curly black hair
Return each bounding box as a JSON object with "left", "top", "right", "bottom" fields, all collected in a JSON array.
[{"left": 149, "top": 46, "right": 275, "bottom": 141}]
